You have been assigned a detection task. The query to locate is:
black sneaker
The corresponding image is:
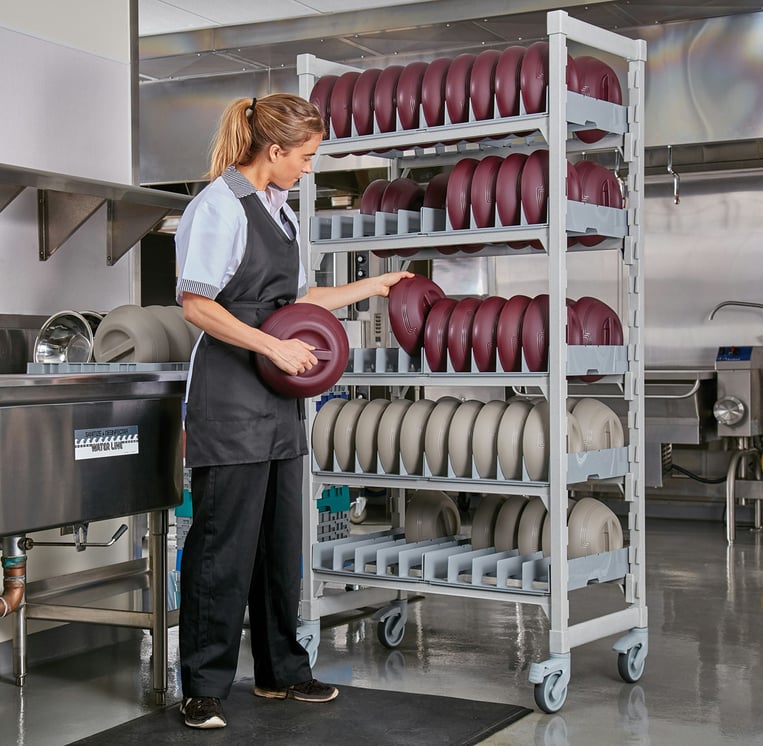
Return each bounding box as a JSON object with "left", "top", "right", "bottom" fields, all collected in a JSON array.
[
  {"left": 253, "top": 678, "right": 339, "bottom": 703},
  {"left": 180, "top": 696, "right": 227, "bottom": 728}
]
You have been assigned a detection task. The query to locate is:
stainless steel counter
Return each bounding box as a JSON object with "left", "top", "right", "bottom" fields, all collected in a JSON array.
[{"left": 0, "top": 371, "right": 186, "bottom": 536}]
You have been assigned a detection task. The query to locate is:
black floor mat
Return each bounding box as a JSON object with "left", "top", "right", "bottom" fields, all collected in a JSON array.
[{"left": 69, "top": 679, "right": 531, "bottom": 745}]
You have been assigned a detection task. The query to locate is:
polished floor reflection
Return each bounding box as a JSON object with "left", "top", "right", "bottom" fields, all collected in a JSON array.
[{"left": 1, "top": 518, "right": 763, "bottom": 745}]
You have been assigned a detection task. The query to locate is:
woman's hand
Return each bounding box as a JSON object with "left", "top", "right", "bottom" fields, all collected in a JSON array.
[
  {"left": 368, "top": 270, "right": 415, "bottom": 297},
  {"left": 266, "top": 337, "right": 318, "bottom": 375}
]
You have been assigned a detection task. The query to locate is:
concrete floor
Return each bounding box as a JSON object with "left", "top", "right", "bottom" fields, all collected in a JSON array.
[{"left": 1, "top": 517, "right": 762, "bottom": 745}]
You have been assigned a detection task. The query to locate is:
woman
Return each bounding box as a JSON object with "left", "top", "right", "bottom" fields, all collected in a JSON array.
[{"left": 175, "top": 93, "right": 411, "bottom": 729}]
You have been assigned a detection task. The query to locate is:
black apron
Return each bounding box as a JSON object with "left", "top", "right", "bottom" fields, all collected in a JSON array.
[{"left": 184, "top": 173, "right": 307, "bottom": 467}]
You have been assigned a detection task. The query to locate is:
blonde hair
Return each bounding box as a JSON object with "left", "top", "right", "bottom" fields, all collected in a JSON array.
[{"left": 206, "top": 93, "right": 325, "bottom": 180}]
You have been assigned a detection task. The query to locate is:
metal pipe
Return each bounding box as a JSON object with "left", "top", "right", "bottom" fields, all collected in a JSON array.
[
  {"left": 149, "top": 510, "right": 168, "bottom": 705},
  {"left": 709, "top": 300, "right": 763, "bottom": 320},
  {"left": 2, "top": 536, "right": 27, "bottom": 686},
  {"left": 726, "top": 448, "right": 760, "bottom": 544},
  {"left": 1, "top": 537, "right": 26, "bottom": 618}
]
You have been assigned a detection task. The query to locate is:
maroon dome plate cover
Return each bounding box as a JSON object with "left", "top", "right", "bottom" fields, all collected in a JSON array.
[
  {"left": 329, "top": 71, "right": 360, "bottom": 139},
  {"left": 496, "top": 153, "right": 527, "bottom": 227},
  {"left": 397, "top": 61, "right": 428, "bottom": 130},
  {"left": 573, "top": 296, "right": 623, "bottom": 346},
  {"left": 374, "top": 65, "right": 404, "bottom": 133},
  {"left": 388, "top": 275, "right": 446, "bottom": 355},
  {"left": 520, "top": 41, "right": 579, "bottom": 115},
  {"left": 423, "top": 172, "right": 449, "bottom": 209},
  {"left": 575, "top": 55, "right": 622, "bottom": 144},
  {"left": 446, "top": 157, "right": 479, "bottom": 230},
  {"left": 521, "top": 295, "right": 583, "bottom": 372},
  {"left": 421, "top": 57, "right": 452, "bottom": 128},
  {"left": 574, "top": 160, "right": 623, "bottom": 246},
  {"left": 470, "top": 49, "right": 501, "bottom": 121},
  {"left": 309, "top": 74, "right": 339, "bottom": 139},
  {"left": 424, "top": 297, "right": 458, "bottom": 372},
  {"left": 360, "top": 179, "right": 391, "bottom": 215},
  {"left": 447, "top": 297, "right": 481, "bottom": 372},
  {"left": 496, "top": 294, "right": 531, "bottom": 371},
  {"left": 379, "top": 178, "right": 425, "bottom": 214},
  {"left": 494, "top": 46, "right": 525, "bottom": 117},
  {"left": 471, "top": 295, "right": 507, "bottom": 372},
  {"left": 254, "top": 303, "right": 349, "bottom": 398},
  {"left": 352, "top": 68, "right": 382, "bottom": 136},
  {"left": 445, "top": 53, "right": 476, "bottom": 124},
  {"left": 470, "top": 155, "right": 503, "bottom": 229},
  {"left": 520, "top": 149, "right": 550, "bottom": 225}
]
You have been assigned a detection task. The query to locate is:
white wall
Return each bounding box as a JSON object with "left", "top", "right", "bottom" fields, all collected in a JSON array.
[
  {"left": 0, "top": 2, "right": 134, "bottom": 315},
  {"left": 0, "top": 1, "right": 136, "bottom": 645}
]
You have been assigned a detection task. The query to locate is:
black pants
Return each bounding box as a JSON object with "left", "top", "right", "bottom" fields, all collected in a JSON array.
[{"left": 179, "top": 458, "right": 312, "bottom": 698}]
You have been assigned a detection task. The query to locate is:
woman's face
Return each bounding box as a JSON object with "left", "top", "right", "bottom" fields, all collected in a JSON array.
[{"left": 269, "top": 133, "right": 323, "bottom": 190}]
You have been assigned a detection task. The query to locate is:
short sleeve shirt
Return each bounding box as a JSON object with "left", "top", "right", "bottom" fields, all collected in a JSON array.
[{"left": 175, "top": 167, "right": 307, "bottom": 304}]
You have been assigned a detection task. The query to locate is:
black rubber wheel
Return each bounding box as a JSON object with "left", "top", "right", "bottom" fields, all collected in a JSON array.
[
  {"left": 377, "top": 613, "right": 405, "bottom": 648},
  {"left": 533, "top": 670, "right": 568, "bottom": 713},
  {"left": 617, "top": 645, "right": 646, "bottom": 683}
]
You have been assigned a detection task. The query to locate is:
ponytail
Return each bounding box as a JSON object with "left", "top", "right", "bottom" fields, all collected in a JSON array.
[{"left": 207, "top": 93, "right": 324, "bottom": 181}]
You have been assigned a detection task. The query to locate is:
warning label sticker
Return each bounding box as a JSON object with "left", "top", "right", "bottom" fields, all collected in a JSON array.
[{"left": 74, "top": 426, "right": 139, "bottom": 461}]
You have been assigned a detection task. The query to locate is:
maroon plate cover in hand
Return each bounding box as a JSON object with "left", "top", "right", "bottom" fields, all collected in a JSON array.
[
  {"left": 575, "top": 55, "right": 622, "bottom": 144},
  {"left": 447, "top": 297, "right": 481, "bottom": 372},
  {"left": 471, "top": 295, "right": 507, "bottom": 371},
  {"left": 424, "top": 297, "right": 458, "bottom": 372},
  {"left": 421, "top": 57, "right": 452, "bottom": 127},
  {"left": 388, "top": 275, "right": 446, "bottom": 355},
  {"left": 496, "top": 294, "right": 531, "bottom": 371},
  {"left": 470, "top": 49, "right": 501, "bottom": 120},
  {"left": 309, "top": 74, "right": 339, "bottom": 139},
  {"left": 445, "top": 53, "right": 476, "bottom": 124},
  {"left": 494, "top": 46, "right": 525, "bottom": 117},
  {"left": 254, "top": 303, "right": 349, "bottom": 398},
  {"left": 352, "top": 68, "right": 382, "bottom": 136}
]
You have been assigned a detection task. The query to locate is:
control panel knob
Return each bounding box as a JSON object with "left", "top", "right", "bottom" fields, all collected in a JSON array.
[{"left": 713, "top": 396, "right": 746, "bottom": 426}]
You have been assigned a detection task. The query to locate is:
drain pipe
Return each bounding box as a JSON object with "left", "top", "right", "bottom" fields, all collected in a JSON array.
[
  {"left": 1, "top": 536, "right": 27, "bottom": 686},
  {"left": 1, "top": 536, "right": 26, "bottom": 618},
  {"left": 726, "top": 449, "right": 760, "bottom": 545}
]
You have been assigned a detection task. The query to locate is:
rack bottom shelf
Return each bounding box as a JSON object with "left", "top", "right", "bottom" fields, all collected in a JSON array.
[{"left": 311, "top": 529, "right": 628, "bottom": 596}]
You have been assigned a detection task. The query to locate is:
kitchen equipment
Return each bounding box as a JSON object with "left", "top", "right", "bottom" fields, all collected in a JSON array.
[
  {"left": 34, "top": 310, "right": 94, "bottom": 364},
  {"left": 714, "top": 346, "right": 763, "bottom": 436}
]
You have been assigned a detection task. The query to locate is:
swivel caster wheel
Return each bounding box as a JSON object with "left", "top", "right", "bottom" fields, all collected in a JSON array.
[
  {"left": 376, "top": 611, "right": 405, "bottom": 648},
  {"left": 533, "top": 670, "right": 568, "bottom": 713},
  {"left": 617, "top": 644, "right": 646, "bottom": 683}
]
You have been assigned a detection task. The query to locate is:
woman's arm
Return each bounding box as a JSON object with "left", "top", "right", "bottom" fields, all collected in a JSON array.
[
  {"left": 182, "top": 292, "right": 317, "bottom": 375},
  {"left": 297, "top": 271, "right": 414, "bottom": 311}
]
